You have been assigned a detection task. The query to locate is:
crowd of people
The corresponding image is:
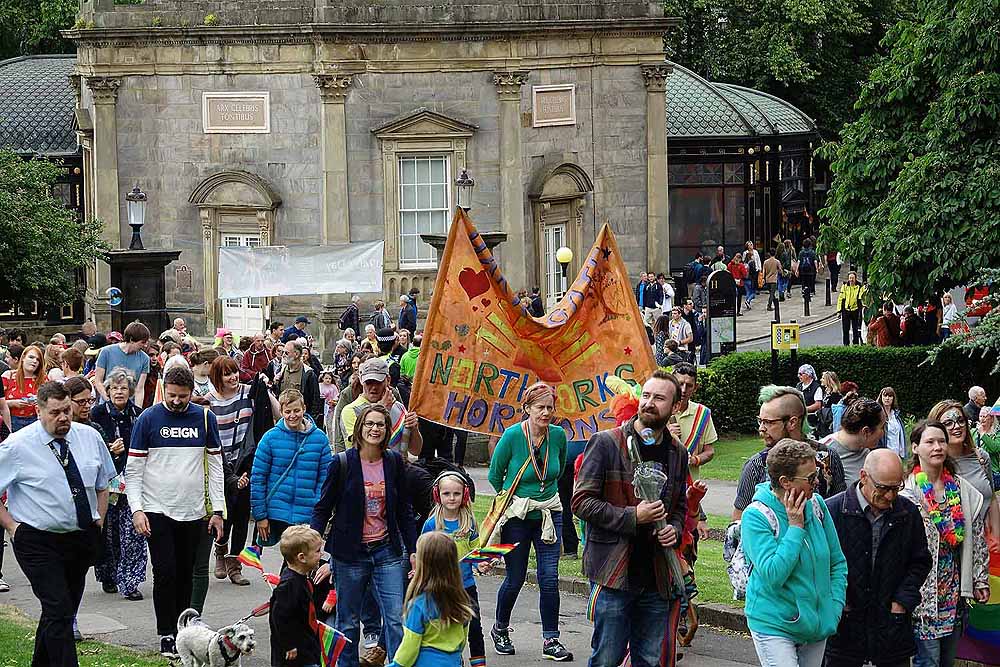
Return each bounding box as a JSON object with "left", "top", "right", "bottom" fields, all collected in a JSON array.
[{"left": 0, "top": 279, "right": 997, "bottom": 667}]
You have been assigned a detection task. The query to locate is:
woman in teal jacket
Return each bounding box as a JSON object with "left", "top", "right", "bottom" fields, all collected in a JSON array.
[
  {"left": 250, "top": 388, "right": 332, "bottom": 546},
  {"left": 742, "top": 439, "right": 847, "bottom": 667}
]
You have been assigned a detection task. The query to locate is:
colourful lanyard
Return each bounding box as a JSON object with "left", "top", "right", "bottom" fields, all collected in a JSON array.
[{"left": 522, "top": 421, "right": 551, "bottom": 492}]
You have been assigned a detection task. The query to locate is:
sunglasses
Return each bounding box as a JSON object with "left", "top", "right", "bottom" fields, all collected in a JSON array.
[{"left": 789, "top": 471, "right": 820, "bottom": 485}]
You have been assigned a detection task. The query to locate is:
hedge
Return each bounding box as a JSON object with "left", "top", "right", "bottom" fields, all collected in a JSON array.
[{"left": 694, "top": 346, "right": 1000, "bottom": 434}]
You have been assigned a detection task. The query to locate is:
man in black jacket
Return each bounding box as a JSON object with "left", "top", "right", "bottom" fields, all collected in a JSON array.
[
  {"left": 824, "top": 449, "right": 932, "bottom": 667},
  {"left": 266, "top": 339, "right": 324, "bottom": 428}
]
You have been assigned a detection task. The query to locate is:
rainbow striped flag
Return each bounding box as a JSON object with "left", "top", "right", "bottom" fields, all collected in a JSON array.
[
  {"left": 317, "top": 621, "right": 349, "bottom": 667},
  {"left": 388, "top": 408, "right": 407, "bottom": 450},
  {"left": 461, "top": 543, "right": 518, "bottom": 563},
  {"left": 957, "top": 544, "right": 1000, "bottom": 664},
  {"left": 238, "top": 545, "right": 263, "bottom": 572}
]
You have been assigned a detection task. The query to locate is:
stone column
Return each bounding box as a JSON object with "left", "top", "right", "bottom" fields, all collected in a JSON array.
[
  {"left": 314, "top": 74, "right": 354, "bottom": 360},
  {"left": 87, "top": 76, "right": 122, "bottom": 330},
  {"left": 313, "top": 74, "right": 353, "bottom": 244},
  {"left": 641, "top": 64, "right": 671, "bottom": 272},
  {"left": 493, "top": 70, "right": 530, "bottom": 291}
]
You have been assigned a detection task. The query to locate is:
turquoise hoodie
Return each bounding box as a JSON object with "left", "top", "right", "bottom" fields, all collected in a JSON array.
[{"left": 742, "top": 482, "right": 847, "bottom": 644}]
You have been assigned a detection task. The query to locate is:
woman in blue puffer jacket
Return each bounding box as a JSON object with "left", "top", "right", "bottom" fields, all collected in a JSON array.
[{"left": 251, "top": 388, "right": 332, "bottom": 546}]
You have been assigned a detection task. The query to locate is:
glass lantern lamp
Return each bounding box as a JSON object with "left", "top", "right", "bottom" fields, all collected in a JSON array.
[
  {"left": 455, "top": 168, "right": 475, "bottom": 211},
  {"left": 125, "top": 184, "right": 148, "bottom": 250}
]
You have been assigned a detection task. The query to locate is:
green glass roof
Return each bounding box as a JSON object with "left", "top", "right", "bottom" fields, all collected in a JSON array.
[{"left": 666, "top": 62, "right": 816, "bottom": 138}]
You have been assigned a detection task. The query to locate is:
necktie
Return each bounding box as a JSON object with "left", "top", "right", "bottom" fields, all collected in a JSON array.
[{"left": 53, "top": 438, "right": 94, "bottom": 530}]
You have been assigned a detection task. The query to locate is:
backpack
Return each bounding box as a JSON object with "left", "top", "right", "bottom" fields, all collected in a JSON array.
[
  {"left": 826, "top": 251, "right": 838, "bottom": 265},
  {"left": 683, "top": 262, "right": 697, "bottom": 285},
  {"left": 338, "top": 304, "right": 355, "bottom": 331},
  {"left": 799, "top": 251, "right": 816, "bottom": 275},
  {"left": 816, "top": 406, "right": 835, "bottom": 438},
  {"left": 724, "top": 498, "right": 825, "bottom": 600},
  {"left": 408, "top": 456, "right": 476, "bottom": 528}
]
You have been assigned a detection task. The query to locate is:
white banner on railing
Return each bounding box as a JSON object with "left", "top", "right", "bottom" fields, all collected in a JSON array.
[{"left": 217, "top": 241, "right": 384, "bottom": 299}]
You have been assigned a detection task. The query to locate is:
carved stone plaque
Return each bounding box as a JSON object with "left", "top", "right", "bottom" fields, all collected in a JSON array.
[
  {"left": 202, "top": 92, "right": 270, "bottom": 133},
  {"left": 532, "top": 84, "right": 576, "bottom": 127},
  {"left": 175, "top": 264, "right": 193, "bottom": 291}
]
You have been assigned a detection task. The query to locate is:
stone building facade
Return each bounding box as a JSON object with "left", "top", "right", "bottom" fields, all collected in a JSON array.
[{"left": 69, "top": 0, "right": 673, "bottom": 349}]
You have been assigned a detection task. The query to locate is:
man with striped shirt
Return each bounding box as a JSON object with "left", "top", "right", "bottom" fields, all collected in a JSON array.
[
  {"left": 732, "top": 385, "right": 846, "bottom": 520},
  {"left": 125, "top": 366, "right": 225, "bottom": 659}
]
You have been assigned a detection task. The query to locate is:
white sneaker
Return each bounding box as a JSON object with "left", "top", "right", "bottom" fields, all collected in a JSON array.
[{"left": 0, "top": 578, "right": 9, "bottom": 593}]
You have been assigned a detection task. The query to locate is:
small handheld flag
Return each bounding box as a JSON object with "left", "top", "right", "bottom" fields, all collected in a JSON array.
[
  {"left": 461, "top": 543, "right": 518, "bottom": 563},
  {"left": 238, "top": 545, "right": 264, "bottom": 572},
  {"left": 317, "top": 621, "right": 350, "bottom": 667}
]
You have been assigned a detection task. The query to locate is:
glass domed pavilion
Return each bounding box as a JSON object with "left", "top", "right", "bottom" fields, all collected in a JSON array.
[{"left": 666, "top": 62, "right": 825, "bottom": 267}]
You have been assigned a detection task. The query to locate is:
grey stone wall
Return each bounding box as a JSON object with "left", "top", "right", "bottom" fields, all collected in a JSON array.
[
  {"left": 86, "top": 0, "right": 663, "bottom": 28},
  {"left": 345, "top": 70, "right": 503, "bottom": 245},
  {"left": 114, "top": 72, "right": 322, "bottom": 333},
  {"left": 519, "top": 65, "right": 649, "bottom": 277}
]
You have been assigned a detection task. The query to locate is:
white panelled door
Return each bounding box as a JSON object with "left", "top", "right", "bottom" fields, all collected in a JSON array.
[
  {"left": 543, "top": 223, "right": 568, "bottom": 308},
  {"left": 221, "top": 233, "right": 265, "bottom": 336}
]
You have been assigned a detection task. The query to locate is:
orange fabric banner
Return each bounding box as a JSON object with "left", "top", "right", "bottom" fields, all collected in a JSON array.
[{"left": 410, "top": 208, "right": 656, "bottom": 440}]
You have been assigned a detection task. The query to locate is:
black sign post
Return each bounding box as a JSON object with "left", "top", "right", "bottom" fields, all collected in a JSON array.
[{"left": 706, "top": 269, "right": 738, "bottom": 360}]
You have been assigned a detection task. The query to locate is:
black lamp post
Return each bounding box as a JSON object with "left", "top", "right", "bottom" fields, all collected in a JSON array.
[
  {"left": 556, "top": 246, "right": 573, "bottom": 279},
  {"left": 125, "top": 183, "right": 147, "bottom": 250}
]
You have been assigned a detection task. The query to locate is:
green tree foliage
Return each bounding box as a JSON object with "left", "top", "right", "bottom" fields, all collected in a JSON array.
[
  {"left": 662, "top": 0, "right": 901, "bottom": 135},
  {"left": 819, "top": 0, "right": 1000, "bottom": 303},
  {"left": 928, "top": 268, "right": 1000, "bottom": 372},
  {"left": 0, "top": 0, "right": 77, "bottom": 61},
  {"left": 0, "top": 149, "right": 108, "bottom": 306}
]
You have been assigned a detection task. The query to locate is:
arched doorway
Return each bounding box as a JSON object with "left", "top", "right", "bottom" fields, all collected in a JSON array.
[
  {"left": 189, "top": 171, "right": 282, "bottom": 336},
  {"left": 528, "top": 163, "right": 594, "bottom": 308}
]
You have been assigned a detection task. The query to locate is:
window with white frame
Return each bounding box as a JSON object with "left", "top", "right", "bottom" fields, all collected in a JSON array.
[{"left": 398, "top": 156, "right": 450, "bottom": 268}]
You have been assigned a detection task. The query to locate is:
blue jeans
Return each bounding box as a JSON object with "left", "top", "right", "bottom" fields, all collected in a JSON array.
[
  {"left": 746, "top": 279, "right": 757, "bottom": 304},
  {"left": 496, "top": 513, "right": 562, "bottom": 639},
  {"left": 587, "top": 584, "right": 677, "bottom": 667},
  {"left": 11, "top": 414, "right": 37, "bottom": 432},
  {"left": 332, "top": 544, "right": 406, "bottom": 667},
  {"left": 750, "top": 631, "right": 826, "bottom": 667},
  {"left": 913, "top": 629, "right": 961, "bottom": 667},
  {"left": 778, "top": 273, "right": 788, "bottom": 296}
]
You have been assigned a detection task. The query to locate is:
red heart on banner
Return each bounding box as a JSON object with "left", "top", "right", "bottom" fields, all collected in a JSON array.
[{"left": 459, "top": 268, "right": 491, "bottom": 300}]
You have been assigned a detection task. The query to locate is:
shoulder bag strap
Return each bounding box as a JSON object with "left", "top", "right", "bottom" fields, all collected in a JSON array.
[
  {"left": 264, "top": 433, "right": 307, "bottom": 504},
  {"left": 505, "top": 426, "right": 535, "bottom": 496}
]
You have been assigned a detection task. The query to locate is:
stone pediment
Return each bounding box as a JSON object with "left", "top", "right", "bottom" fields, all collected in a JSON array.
[
  {"left": 189, "top": 170, "right": 282, "bottom": 210},
  {"left": 372, "top": 107, "right": 477, "bottom": 139}
]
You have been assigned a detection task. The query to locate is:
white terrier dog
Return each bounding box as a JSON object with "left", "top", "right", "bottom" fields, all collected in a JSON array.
[{"left": 175, "top": 608, "right": 257, "bottom": 667}]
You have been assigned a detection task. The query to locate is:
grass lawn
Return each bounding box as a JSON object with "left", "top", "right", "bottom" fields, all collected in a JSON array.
[
  {"left": 470, "top": 496, "right": 741, "bottom": 607},
  {"left": 0, "top": 605, "right": 164, "bottom": 667},
  {"left": 705, "top": 434, "right": 761, "bottom": 481}
]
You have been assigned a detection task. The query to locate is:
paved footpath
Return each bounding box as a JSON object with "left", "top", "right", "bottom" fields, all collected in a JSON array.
[{"left": 2, "top": 534, "right": 756, "bottom": 666}]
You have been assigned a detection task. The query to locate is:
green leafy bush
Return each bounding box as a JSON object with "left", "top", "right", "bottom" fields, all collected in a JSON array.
[{"left": 695, "top": 346, "right": 999, "bottom": 433}]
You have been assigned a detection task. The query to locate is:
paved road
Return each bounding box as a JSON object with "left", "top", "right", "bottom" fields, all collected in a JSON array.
[
  {"left": 738, "top": 310, "right": 843, "bottom": 352},
  {"left": 2, "top": 539, "right": 756, "bottom": 666}
]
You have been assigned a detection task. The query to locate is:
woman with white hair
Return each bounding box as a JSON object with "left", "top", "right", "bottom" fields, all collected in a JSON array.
[
  {"left": 796, "top": 364, "right": 824, "bottom": 428},
  {"left": 90, "top": 367, "right": 147, "bottom": 600},
  {"left": 359, "top": 324, "right": 379, "bottom": 356}
]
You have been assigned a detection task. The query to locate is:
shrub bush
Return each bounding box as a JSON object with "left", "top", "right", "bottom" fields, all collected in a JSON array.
[{"left": 694, "top": 346, "right": 999, "bottom": 433}]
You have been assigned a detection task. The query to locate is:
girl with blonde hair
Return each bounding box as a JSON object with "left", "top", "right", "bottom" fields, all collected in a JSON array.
[{"left": 389, "top": 532, "right": 473, "bottom": 667}]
